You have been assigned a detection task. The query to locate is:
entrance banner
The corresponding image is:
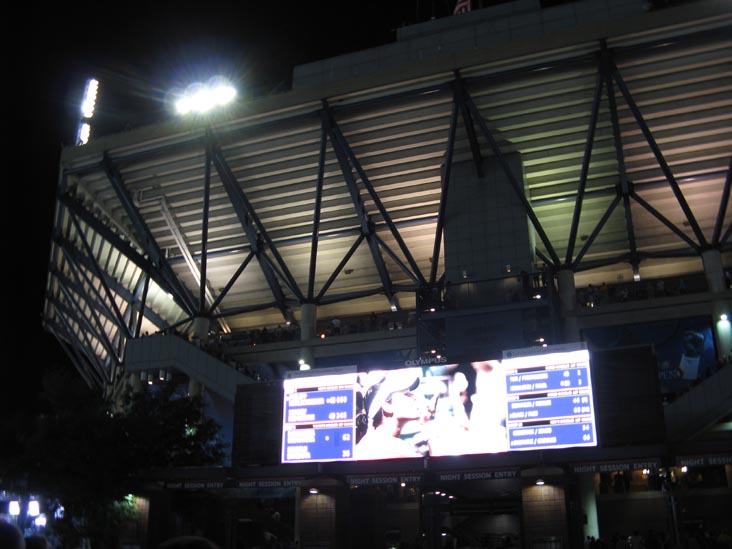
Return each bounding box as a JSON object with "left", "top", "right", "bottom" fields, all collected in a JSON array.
[
  {"left": 676, "top": 455, "right": 732, "bottom": 467},
  {"left": 570, "top": 458, "right": 661, "bottom": 474}
]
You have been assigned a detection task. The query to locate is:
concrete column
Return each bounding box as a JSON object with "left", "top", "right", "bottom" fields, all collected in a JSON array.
[
  {"left": 578, "top": 473, "right": 600, "bottom": 541},
  {"left": 192, "top": 316, "right": 210, "bottom": 344},
  {"left": 702, "top": 249, "right": 726, "bottom": 292},
  {"left": 127, "top": 372, "right": 143, "bottom": 394},
  {"left": 557, "top": 268, "right": 580, "bottom": 342},
  {"left": 188, "top": 377, "right": 203, "bottom": 398},
  {"left": 300, "top": 303, "right": 318, "bottom": 341}
]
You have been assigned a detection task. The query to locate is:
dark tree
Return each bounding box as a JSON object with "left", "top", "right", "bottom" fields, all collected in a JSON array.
[{"left": 3, "top": 365, "right": 226, "bottom": 548}]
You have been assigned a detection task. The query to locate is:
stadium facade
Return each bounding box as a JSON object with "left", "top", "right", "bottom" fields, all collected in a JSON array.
[{"left": 43, "top": 1, "right": 731, "bottom": 548}]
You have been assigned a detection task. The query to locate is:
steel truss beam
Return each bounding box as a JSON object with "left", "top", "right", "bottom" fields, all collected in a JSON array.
[
  {"left": 321, "top": 105, "right": 398, "bottom": 310},
  {"left": 53, "top": 258, "right": 120, "bottom": 370},
  {"left": 55, "top": 233, "right": 168, "bottom": 332},
  {"left": 210, "top": 140, "right": 301, "bottom": 321},
  {"left": 713, "top": 155, "right": 732, "bottom": 246},
  {"left": 102, "top": 153, "right": 198, "bottom": 317},
  {"left": 601, "top": 44, "right": 640, "bottom": 278},
  {"left": 430, "top": 92, "right": 459, "bottom": 286},
  {"left": 67, "top": 211, "right": 132, "bottom": 339},
  {"left": 610, "top": 61, "right": 707, "bottom": 248},
  {"left": 566, "top": 66, "right": 603, "bottom": 266},
  {"left": 326, "top": 106, "right": 427, "bottom": 287}
]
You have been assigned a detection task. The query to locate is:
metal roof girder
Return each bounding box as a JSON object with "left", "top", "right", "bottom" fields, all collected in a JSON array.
[
  {"left": 609, "top": 59, "right": 707, "bottom": 248},
  {"left": 209, "top": 144, "right": 296, "bottom": 319},
  {"left": 101, "top": 153, "right": 198, "bottom": 316}
]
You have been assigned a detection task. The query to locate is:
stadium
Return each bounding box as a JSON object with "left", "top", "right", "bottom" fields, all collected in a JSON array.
[{"left": 41, "top": 1, "right": 731, "bottom": 547}]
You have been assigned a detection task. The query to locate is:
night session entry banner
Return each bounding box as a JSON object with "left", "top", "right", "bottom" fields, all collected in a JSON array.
[{"left": 281, "top": 344, "right": 598, "bottom": 463}]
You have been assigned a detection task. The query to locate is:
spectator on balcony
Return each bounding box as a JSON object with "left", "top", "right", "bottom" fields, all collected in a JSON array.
[{"left": 331, "top": 317, "right": 341, "bottom": 335}]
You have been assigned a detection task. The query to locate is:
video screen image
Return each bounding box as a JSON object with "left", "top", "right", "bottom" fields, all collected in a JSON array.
[{"left": 281, "top": 345, "right": 597, "bottom": 463}]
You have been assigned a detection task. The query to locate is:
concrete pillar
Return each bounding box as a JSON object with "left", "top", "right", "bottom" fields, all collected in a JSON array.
[
  {"left": 702, "top": 249, "right": 726, "bottom": 292},
  {"left": 127, "top": 372, "right": 143, "bottom": 395},
  {"left": 192, "top": 316, "right": 210, "bottom": 344},
  {"left": 557, "top": 268, "right": 581, "bottom": 342},
  {"left": 188, "top": 377, "right": 203, "bottom": 398},
  {"left": 300, "top": 303, "right": 318, "bottom": 341},
  {"left": 578, "top": 473, "right": 600, "bottom": 541}
]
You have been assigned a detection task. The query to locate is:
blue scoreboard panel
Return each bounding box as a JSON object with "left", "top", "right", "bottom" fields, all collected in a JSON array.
[
  {"left": 503, "top": 348, "right": 598, "bottom": 451},
  {"left": 282, "top": 373, "right": 359, "bottom": 463}
]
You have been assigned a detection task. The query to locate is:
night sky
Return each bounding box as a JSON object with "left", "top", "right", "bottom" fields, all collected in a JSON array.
[{"left": 6, "top": 1, "right": 464, "bottom": 414}]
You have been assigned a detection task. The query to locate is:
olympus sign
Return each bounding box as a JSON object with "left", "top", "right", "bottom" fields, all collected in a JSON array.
[{"left": 404, "top": 356, "right": 448, "bottom": 367}]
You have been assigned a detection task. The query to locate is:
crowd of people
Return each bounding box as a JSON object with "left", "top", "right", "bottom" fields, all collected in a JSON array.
[{"left": 585, "top": 526, "right": 732, "bottom": 549}]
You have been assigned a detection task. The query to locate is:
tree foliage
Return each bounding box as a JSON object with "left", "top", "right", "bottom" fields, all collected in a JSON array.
[{"left": 4, "top": 365, "right": 226, "bottom": 547}]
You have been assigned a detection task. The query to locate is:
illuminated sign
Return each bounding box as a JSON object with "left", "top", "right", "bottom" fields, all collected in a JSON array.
[{"left": 281, "top": 344, "right": 598, "bottom": 463}]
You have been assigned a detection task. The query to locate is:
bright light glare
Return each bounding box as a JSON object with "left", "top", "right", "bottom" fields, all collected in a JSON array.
[
  {"left": 175, "top": 79, "right": 237, "bottom": 115},
  {"left": 81, "top": 78, "right": 99, "bottom": 118},
  {"left": 78, "top": 123, "right": 91, "bottom": 145},
  {"left": 28, "top": 500, "right": 40, "bottom": 517},
  {"left": 34, "top": 514, "right": 47, "bottom": 527},
  {"left": 9, "top": 500, "right": 20, "bottom": 516}
]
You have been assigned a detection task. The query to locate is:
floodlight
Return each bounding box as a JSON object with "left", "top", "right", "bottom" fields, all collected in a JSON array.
[
  {"left": 535, "top": 479, "right": 545, "bottom": 486},
  {"left": 28, "top": 499, "right": 40, "bottom": 517},
  {"left": 81, "top": 78, "right": 99, "bottom": 119},
  {"left": 9, "top": 500, "right": 20, "bottom": 516},
  {"left": 174, "top": 78, "right": 237, "bottom": 115},
  {"left": 78, "top": 123, "right": 91, "bottom": 145}
]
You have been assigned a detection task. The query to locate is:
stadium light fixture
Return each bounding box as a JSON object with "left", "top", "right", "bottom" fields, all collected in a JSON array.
[
  {"left": 174, "top": 77, "right": 237, "bottom": 115},
  {"left": 9, "top": 500, "right": 20, "bottom": 516},
  {"left": 81, "top": 78, "right": 99, "bottom": 118},
  {"left": 28, "top": 499, "right": 40, "bottom": 517},
  {"left": 76, "top": 78, "right": 99, "bottom": 145}
]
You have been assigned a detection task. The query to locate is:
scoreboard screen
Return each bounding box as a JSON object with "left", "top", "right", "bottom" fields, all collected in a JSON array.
[{"left": 281, "top": 344, "right": 598, "bottom": 463}]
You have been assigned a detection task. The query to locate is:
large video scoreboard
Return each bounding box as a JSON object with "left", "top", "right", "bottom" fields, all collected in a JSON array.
[{"left": 281, "top": 344, "right": 597, "bottom": 463}]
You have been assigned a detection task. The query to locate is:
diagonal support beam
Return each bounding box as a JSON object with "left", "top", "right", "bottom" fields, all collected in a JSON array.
[
  {"left": 135, "top": 274, "right": 151, "bottom": 338},
  {"left": 102, "top": 153, "right": 198, "bottom": 316},
  {"left": 53, "top": 277, "right": 118, "bottom": 379},
  {"left": 55, "top": 233, "right": 168, "bottom": 332},
  {"left": 464, "top": 93, "right": 561, "bottom": 266},
  {"left": 322, "top": 108, "right": 398, "bottom": 310},
  {"left": 712, "top": 154, "right": 732, "bottom": 246},
  {"left": 572, "top": 194, "right": 623, "bottom": 269},
  {"left": 316, "top": 235, "right": 365, "bottom": 302},
  {"left": 602, "top": 49, "right": 640, "bottom": 276},
  {"left": 455, "top": 73, "right": 484, "bottom": 178},
  {"left": 200, "top": 138, "right": 213, "bottom": 312},
  {"left": 610, "top": 61, "right": 707, "bottom": 247},
  {"left": 47, "top": 316, "right": 105, "bottom": 388},
  {"left": 430, "top": 94, "right": 459, "bottom": 285},
  {"left": 68, "top": 211, "right": 132, "bottom": 339},
  {"left": 374, "top": 234, "right": 420, "bottom": 285},
  {"left": 210, "top": 251, "right": 255, "bottom": 312},
  {"left": 326, "top": 104, "right": 426, "bottom": 287},
  {"left": 210, "top": 144, "right": 299, "bottom": 319},
  {"left": 60, "top": 194, "right": 188, "bottom": 321},
  {"left": 308, "top": 124, "right": 328, "bottom": 301},
  {"left": 630, "top": 191, "right": 701, "bottom": 251},
  {"left": 566, "top": 67, "right": 603, "bottom": 265}
]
